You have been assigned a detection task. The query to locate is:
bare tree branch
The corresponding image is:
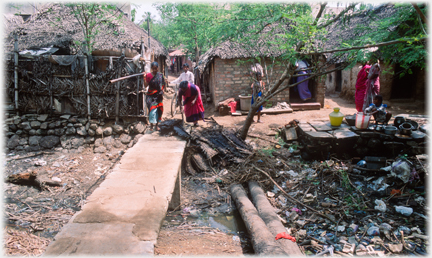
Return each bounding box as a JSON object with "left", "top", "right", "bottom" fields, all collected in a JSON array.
[
  {"left": 307, "top": 37, "right": 428, "bottom": 55},
  {"left": 411, "top": 3, "right": 428, "bottom": 25},
  {"left": 313, "top": 3, "right": 327, "bottom": 26},
  {"left": 317, "top": 3, "right": 358, "bottom": 29}
]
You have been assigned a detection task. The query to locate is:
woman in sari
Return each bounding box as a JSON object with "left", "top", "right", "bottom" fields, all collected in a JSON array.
[
  {"left": 144, "top": 62, "right": 166, "bottom": 131},
  {"left": 362, "top": 62, "right": 381, "bottom": 112},
  {"left": 178, "top": 81, "right": 205, "bottom": 126},
  {"left": 354, "top": 61, "right": 371, "bottom": 112}
]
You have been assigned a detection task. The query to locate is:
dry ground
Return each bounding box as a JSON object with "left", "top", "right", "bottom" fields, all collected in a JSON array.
[{"left": 3, "top": 76, "right": 427, "bottom": 255}]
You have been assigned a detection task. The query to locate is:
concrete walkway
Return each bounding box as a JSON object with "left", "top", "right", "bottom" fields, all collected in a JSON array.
[{"left": 44, "top": 131, "right": 186, "bottom": 255}]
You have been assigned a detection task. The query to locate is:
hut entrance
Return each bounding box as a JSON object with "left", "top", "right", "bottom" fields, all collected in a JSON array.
[
  {"left": 288, "top": 77, "right": 316, "bottom": 103},
  {"left": 391, "top": 64, "right": 417, "bottom": 99},
  {"left": 335, "top": 64, "right": 342, "bottom": 92}
]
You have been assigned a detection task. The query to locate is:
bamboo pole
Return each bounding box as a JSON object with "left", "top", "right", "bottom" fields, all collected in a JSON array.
[
  {"left": 14, "top": 34, "right": 19, "bottom": 115},
  {"left": 109, "top": 72, "right": 146, "bottom": 83}
]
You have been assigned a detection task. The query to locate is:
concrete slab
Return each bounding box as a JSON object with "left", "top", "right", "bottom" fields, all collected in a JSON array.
[
  {"left": 44, "top": 223, "right": 154, "bottom": 255},
  {"left": 304, "top": 131, "right": 334, "bottom": 139},
  {"left": 290, "top": 102, "right": 321, "bottom": 111},
  {"left": 298, "top": 123, "right": 316, "bottom": 133},
  {"left": 44, "top": 131, "right": 187, "bottom": 255},
  {"left": 332, "top": 130, "right": 359, "bottom": 139},
  {"left": 310, "top": 122, "right": 332, "bottom": 132}
]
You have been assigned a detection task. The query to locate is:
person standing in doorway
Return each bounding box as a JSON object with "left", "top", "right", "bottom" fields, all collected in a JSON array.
[
  {"left": 144, "top": 62, "right": 165, "bottom": 131},
  {"left": 295, "top": 60, "right": 312, "bottom": 102},
  {"left": 170, "top": 63, "right": 194, "bottom": 85}
]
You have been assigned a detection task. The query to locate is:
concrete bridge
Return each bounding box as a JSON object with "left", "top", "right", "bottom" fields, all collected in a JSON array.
[{"left": 44, "top": 132, "right": 186, "bottom": 255}]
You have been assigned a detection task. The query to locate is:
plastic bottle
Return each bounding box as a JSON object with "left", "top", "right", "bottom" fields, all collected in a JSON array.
[{"left": 394, "top": 206, "right": 413, "bottom": 216}]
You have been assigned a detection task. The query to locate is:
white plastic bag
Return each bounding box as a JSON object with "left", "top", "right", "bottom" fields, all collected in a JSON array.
[{"left": 374, "top": 199, "right": 387, "bottom": 212}]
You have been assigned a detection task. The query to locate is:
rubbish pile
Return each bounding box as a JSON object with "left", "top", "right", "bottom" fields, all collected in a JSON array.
[{"left": 158, "top": 117, "right": 428, "bottom": 255}]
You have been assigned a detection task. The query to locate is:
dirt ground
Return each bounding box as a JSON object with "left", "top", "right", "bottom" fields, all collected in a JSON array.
[{"left": 3, "top": 75, "right": 427, "bottom": 255}]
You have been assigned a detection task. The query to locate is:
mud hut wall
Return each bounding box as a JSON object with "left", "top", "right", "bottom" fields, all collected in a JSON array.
[
  {"left": 338, "top": 62, "right": 395, "bottom": 102},
  {"left": 325, "top": 64, "right": 337, "bottom": 93},
  {"left": 211, "top": 57, "right": 290, "bottom": 109}
]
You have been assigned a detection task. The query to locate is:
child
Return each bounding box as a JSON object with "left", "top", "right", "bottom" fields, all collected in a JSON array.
[
  {"left": 251, "top": 72, "right": 265, "bottom": 123},
  {"left": 364, "top": 94, "right": 392, "bottom": 124}
]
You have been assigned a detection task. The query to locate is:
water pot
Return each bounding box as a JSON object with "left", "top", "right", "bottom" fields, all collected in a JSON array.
[
  {"left": 355, "top": 112, "right": 371, "bottom": 129},
  {"left": 329, "top": 107, "right": 344, "bottom": 126}
]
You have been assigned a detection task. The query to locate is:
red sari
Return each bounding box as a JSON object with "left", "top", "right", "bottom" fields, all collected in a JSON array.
[
  {"left": 178, "top": 83, "right": 205, "bottom": 123},
  {"left": 354, "top": 64, "right": 371, "bottom": 112}
]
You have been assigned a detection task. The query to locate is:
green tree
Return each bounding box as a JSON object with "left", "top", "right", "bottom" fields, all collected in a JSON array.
[
  {"left": 65, "top": 3, "right": 121, "bottom": 54},
  {"left": 210, "top": 3, "right": 427, "bottom": 139},
  {"left": 152, "top": 3, "right": 225, "bottom": 60}
]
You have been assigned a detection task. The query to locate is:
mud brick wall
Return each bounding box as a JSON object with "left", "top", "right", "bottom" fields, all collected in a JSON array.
[
  {"left": 210, "top": 57, "right": 326, "bottom": 109},
  {"left": 210, "top": 58, "right": 290, "bottom": 108}
]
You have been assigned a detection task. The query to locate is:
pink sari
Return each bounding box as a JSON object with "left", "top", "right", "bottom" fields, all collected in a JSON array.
[
  {"left": 178, "top": 83, "right": 205, "bottom": 123},
  {"left": 362, "top": 64, "right": 380, "bottom": 112},
  {"left": 354, "top": 64, "right": 371, "bottom": 112}
]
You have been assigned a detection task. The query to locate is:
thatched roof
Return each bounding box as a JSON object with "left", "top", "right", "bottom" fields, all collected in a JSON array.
[
  {"left": 197, "top": 4, "right": 400, "bottom": 72},
  {"left": 196, "top": 24, "right": 286, "bottom": 73},
  {"left": 321, "top": 3, "right": 400, "bottom": 63},
  {"left": 4, "top": 3, "right": 168, "bottom": 58}
]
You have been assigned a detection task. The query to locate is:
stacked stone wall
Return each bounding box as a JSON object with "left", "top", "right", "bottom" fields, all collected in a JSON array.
[{"left": 5, "top": 114, "right": 146, "bottom": 153}]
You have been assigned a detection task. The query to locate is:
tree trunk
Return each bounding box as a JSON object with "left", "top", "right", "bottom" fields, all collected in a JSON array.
[
  {"left": 229, "top": 184, "right": 287, "bottom": 255},
  {"left": 239, "top": 104, "right": 259, "bottom": 140},
  {"left": 248, "top": 181, "right": 304, "bottom": 256}
]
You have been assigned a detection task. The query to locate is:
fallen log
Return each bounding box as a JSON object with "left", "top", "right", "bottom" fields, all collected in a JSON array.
[
  {"left": 229, "top": 184, "right": 287, "bottom": 255},
  {"left": 6, "top": 171, "right": 61, "bottom": 189},
  {"left": 248, "top": 181, "right": 304, "bottom": 256}
]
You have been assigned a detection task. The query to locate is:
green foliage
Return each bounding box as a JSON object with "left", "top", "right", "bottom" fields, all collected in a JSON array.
[
  {"left": 150, "top": 3, "right": 225, "bottom": 60},
  {"left": 64, "top": 3, "right": 120, "bottom": 53}
]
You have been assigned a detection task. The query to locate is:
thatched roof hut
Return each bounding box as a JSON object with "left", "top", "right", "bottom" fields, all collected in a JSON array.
[
  {"left": 321, "top": 3, "right": 399, "bottom": 63},
  {"left": 4, "top": 3, "right": 168, "bottom": 59}
]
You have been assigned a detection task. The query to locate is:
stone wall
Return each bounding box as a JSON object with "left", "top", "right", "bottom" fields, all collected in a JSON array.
[{"left": 5, "top": 114, "right": 147, "bottom": 153}]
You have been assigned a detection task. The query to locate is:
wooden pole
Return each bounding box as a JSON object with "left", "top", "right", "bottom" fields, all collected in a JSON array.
[
  {"left": 139, "top": 37, "right": 144, "bottom": 116},
  {"left": 229, "top": 184, "right": 287, "bottom": 255},
  {"left": 142, "top": 37, "right": 148, "bottom": 117},
  {"left": 115, "top": 49, "right": 124, "bottom": 123},
  {"left": 109, "top": 72, "right": 146, "bottom": 83},
  {"left": 84, "top": 56, "right": 91, "bottom": 120},
  {"left": 14, "top": 34, "right": 19, "bottom": 115},
  {"left": 248, "top": 181, "right": 304, "bottom": 256}
]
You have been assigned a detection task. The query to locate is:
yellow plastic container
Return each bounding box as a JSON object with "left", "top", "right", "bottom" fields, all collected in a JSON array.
[{"left": 329, "top": 107, "right": 344, "bottom": 126}]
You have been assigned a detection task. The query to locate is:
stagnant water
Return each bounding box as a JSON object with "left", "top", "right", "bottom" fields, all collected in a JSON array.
[{"left": 164, "top": 210, "right": 247, "bottom": 235}]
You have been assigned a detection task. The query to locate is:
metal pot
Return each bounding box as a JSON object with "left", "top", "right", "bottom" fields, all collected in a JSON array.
[
  {"left": 384, "top": 125, "right": 397, "bottom": 135},
  {"left": 399, "top": 122, "right": 413, "bottom": 135},
  {"left": 376, "top": 125, "right": 384, "bottom": 132},
  {"left": 393, "top": 116, "right": 406, "bottom": 127},
  {"left": 405, "top": 119, "right": 419, "bottom": 131}
]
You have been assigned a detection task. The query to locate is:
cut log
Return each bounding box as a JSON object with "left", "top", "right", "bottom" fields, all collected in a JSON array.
[
  {"left": 229, "top": 184, "right": 287, "bottom": 255},
  {"left": 6, "top": 171, "right": 61, "bottom": 189},
  {"left": 248, "top": 181, "right": 304, "bottom": 256}
]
